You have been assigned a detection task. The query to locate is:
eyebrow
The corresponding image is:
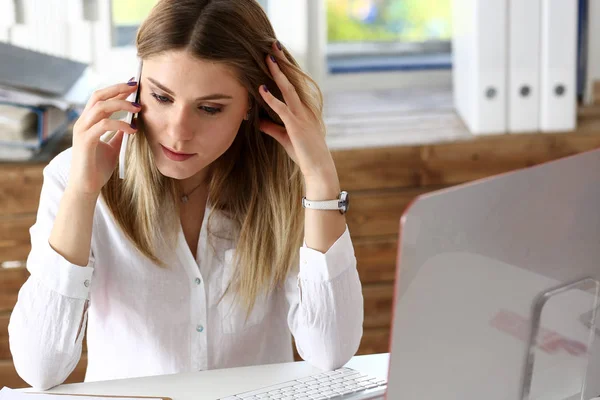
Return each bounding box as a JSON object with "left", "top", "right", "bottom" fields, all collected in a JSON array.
[{"left": 147, "top": 77, "right": 234, "bottom": 101}]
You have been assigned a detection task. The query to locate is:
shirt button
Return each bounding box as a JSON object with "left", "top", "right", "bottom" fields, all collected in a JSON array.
[
  {"left": 195, "top": 277, "right": 201, "bottom": 285},
  {"left": 196, "top": 324, "right": 204, "bottom": 333},
  {"left": 84, "top": 280, "right": 90, "bottom": 287}
]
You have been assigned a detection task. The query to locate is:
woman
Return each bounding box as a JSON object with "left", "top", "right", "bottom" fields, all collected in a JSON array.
[{"left": 9, "top": 0, "right": 363, "bottom": 390}]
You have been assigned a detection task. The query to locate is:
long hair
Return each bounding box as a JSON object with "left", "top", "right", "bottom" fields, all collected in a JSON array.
[{"left": 101, "top": 0, "right": 324, "bottom": 314}]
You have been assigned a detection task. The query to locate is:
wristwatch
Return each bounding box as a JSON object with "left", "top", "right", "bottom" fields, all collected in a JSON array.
[{"left": 302, "top": 191, "right": 350, "bottom": 215}]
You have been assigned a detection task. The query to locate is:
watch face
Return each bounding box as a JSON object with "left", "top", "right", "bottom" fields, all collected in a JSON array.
[{"left": 340, "top": 191, "right": 349, "bottom": 214}]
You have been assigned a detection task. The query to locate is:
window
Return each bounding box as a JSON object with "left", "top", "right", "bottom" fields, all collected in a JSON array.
[
  {"left": 111, "top": 0, "right": 158, "bottom": 47},
  {"left": 326, "top": 0, "right": 452, "bottom": 74}
]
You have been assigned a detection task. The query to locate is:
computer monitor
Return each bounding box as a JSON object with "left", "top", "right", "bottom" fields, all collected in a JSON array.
[{"left": 386, "top": 148, "right": 600, "bottom": 399}]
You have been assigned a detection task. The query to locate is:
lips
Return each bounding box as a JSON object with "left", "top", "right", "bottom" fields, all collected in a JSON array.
[{"left": 160, "top": 145, "right": 195, "bottom": 162}]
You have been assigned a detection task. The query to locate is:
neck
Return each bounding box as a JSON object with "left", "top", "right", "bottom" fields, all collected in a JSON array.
[{"left": 179, "top": 168, "right": 210, "bottom": 194}]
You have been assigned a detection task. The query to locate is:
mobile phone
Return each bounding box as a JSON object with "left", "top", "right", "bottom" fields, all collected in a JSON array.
[{"left": 119, "top": 58, "right": 143, "bottom": 180}]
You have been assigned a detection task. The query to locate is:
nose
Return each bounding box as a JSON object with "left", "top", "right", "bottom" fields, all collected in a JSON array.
[{"left": 166, "top": 105, "right": 195, "bottom": 142}]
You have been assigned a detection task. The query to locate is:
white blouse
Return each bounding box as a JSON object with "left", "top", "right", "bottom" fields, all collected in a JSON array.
[{"left": 8, "top": 148, "right": 364, "bottom": 390}]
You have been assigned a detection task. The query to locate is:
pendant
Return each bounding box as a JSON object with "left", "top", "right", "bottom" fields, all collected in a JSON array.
[{"left": 181, "top": 195, "right": 188, "bottom": 203}]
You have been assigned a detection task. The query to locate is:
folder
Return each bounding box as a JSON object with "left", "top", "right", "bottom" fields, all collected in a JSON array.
[
  {"left": 508, "top": 0, "right": 541, "bottom": 133},
  {"left": 0, "top": 102, "right": 72, "bottom": 150},
  {"left": 540, "top": 0, "right": 579, "bottom": 132},
  {"left": 452, "top": 0, "right": 508, "bottom": 135}
]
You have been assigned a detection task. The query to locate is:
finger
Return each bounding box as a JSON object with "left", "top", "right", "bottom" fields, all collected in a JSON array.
[
  {"left": 259, "top": 84, "right": 291, "bottom": 123},
  {"left": 265, "top": 51, "right": 302, "bottom": 113},
  {"left": 79, "top": 99, "right": 142, "bottom": 131},
  {"left": 259, "top": 119, "right": 288, "bottom": 143},
  {"left": 274, "top": 40, "right": 285, "bottom": 59},
  {"left": 84, "top": 80, "right": 139, "bottom": 113},
  {"left": 85, "top": 118, "right": 138, "bottom": 145},
  {"left": 107, "top": 130, "right": 124, "bottom": 150}
]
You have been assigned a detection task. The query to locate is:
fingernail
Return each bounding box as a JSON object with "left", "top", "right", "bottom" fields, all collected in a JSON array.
[
  {"left": 262, "top": 85, "right": 269, "bottom": 93},
  {"left": 130, "top": 121, "right": 137, "bottom": 129},
  {"left": 128, "top": 77, "right": 135, "bottom": 82},
  {"left": 127, "top": 81, "right": 137, "bottom": 86},
  {"left": 132, "top": 102, "right": 141, "bottom": 108},
  {"left": 276, "top": 41, "right": 282, "bottom": 51},
  {"left": 269, "top": 55, "right": 276, "bottom": 63}
]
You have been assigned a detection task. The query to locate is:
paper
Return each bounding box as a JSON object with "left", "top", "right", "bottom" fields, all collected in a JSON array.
[{"left": 0, "top": 387, "right": 163, "bottom": 400}]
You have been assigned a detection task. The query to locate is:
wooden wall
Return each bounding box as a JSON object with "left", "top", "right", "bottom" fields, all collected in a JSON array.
[{"left": 2, "top": 107, "right": 600, "bottom": 387}]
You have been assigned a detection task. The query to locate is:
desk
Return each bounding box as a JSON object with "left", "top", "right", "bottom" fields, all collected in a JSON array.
[{"left": 20, "top": 354, "right": 389, "bottom": 400}]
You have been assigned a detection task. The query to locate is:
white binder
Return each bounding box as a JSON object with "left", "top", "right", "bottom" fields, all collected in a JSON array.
[
  {"left": 66, "top": 0, "right": 94, "bottom": 63},
  {"left": 452, "top": 0, "right": 508, "bottom": 135},
  {"left": 540, "top": 0, "right": 578, "bottom": 132},
  {"left": 0, "top": 0, "right": 15, "bottom": 42},
  {"left": 508, "top": 0, "right": 541, "bottom": 133}
]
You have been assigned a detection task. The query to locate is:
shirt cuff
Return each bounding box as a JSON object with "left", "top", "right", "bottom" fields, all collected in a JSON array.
[
  {"left": 26, "top": 239, "right": 95, "bottom": 300},
  {"left": 299, "top": 225, "right": 356, "bottom": 282}
]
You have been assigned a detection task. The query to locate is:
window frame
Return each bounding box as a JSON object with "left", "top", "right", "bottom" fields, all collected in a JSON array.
[{"left": 97, "top": 0, "right": 453, "bottom": 91}]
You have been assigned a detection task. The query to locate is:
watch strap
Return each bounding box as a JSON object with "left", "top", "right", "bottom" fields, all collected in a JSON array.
[{"left": 302, "top": 198, "right": 341, "bottom": 210}]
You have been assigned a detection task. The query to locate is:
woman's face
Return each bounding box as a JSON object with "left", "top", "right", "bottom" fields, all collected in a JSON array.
[{"left": 139, "top": 50, "right": 250, "bottom": 180}]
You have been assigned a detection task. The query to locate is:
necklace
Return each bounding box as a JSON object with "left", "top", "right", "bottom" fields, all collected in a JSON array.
[{"left": 180, "top": 181, "right": 204, "bottom": 203}]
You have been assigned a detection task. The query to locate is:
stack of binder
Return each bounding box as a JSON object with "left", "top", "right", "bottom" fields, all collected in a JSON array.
[
  {"left": 452, "top": 0, "right": 579, "bottom": 135},
  {"left": 0, "top": 42, "right": 96, "bottom": 161},
  {"left": 0, "top": 102, "right": 76, "bottom": 161}
]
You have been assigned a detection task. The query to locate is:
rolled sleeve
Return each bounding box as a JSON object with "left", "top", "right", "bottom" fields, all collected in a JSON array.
[{"left": 299, "top": 225, "right": 355, "bottom": 282}]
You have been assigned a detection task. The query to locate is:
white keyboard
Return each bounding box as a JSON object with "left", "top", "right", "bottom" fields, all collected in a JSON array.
[{"left": 219, "top": 368, "right": 387, "bottom": 400}]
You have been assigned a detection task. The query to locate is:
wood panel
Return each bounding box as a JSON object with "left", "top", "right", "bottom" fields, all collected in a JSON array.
[
  {"left": 354, "top": 236, "right": 397, "bottom": 284},
  {"left": 332, "top": 131, "right": 600, "bottom": 193},
  {"left": 0, "top": 313, "right": 8, "bottom": 360},
  {"left": 594, "top": 81, "right": 600, "bottom": 106},
  {"left": 357, "top": 328, "right": 390, "bottom": 356},
  {"left": 332, "top": 146, "right": 422, "bottom": 191},
  {"left": 0, "top": 267, "right": 29, "bottom": 313},
  {"left": 0, "top": 356, "right": 87, "bottom": 389},
  {"left": 347, "top": 188, "right": 441, "bottom": 238},
  {"left": 363, "top": 283, "right": 394, "bottom": 329},
  {"left": 0, "top": 215, "right": 35, "bottom": 263},
  {"left": 0, "top": 164, "right": 45, "bottom": 216},
  {"left": 420, "top": 133, "right": 600, "bottom": 186}
]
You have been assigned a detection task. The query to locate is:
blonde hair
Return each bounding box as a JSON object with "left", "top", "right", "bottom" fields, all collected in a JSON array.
[{"left": 101, "top": 0, "right": 325, "bottom": 314}]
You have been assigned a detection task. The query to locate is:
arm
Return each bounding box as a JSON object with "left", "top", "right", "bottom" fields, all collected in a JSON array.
[
  {"left": 9, "top": 152, "right": 96, "bottom": 390},
  {"left": 258, "top": 39, "right": 364, "bottom": 370}
]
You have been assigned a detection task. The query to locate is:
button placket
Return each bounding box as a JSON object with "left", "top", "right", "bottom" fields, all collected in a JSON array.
[
  {"left": 192, "top": 273, "right": 207, "bottom": 370},
  {"left": 175, "top": 225, "right": 209, "bottom": 372}
]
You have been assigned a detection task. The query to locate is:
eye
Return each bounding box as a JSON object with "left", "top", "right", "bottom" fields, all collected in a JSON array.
[
  {"left": 150, "top": 93, "right": 171, "bottom": 104},
  {"left": 200, "top": 106, "right": 222, "bottom": 115}
]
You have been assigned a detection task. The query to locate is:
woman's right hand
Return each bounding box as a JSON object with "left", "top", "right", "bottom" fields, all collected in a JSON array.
[{"left": 67, "top": 80, "right": 141, "bottom": 198}]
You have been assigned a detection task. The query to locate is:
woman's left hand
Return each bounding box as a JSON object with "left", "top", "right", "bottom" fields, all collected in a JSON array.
[{"left": 259, "top": 41, "right": 337, "bottom": 183}]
